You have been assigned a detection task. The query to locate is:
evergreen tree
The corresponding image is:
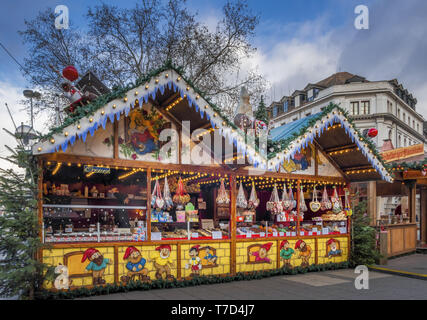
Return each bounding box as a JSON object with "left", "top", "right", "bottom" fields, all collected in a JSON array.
[
  {"left": 254, "top": 95, "right": 269, "bottom": 125},
  {"left": 0, "top": 143, "right": 53, "bottom": 299},
  {"left": 350, "top": 201, "right": 381, "bottom": 266}
]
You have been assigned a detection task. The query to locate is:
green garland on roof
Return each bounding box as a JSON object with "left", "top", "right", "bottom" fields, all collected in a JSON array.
[
  {"left": 34, "top": 261, "right": 349, "bottom": 300},
  {"left": 388, "top": 159, "right": 427, "bottom": 171},
  {"left": 40, "top": 60, "right": 239, "bottom": 141},
  {"left": 266, "top": 103, "right": 389, "bottom": 172}
]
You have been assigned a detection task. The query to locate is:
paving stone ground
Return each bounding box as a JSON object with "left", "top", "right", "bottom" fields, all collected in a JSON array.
[
  {"left": 376, "top": 254, "right": 427, "bottom": 275},
  {"left": 78, "top": 268, "right": 427, "bottom": 300}
]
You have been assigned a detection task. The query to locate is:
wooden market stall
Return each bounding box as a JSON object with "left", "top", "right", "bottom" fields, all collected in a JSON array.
[{"left": 33, "top": 64, "right": 392, "bottom": 289}]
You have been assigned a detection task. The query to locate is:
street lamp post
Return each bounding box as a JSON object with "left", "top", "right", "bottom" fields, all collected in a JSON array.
[{"left": 23, "top": 89, "right": 41, "bottom": 129}]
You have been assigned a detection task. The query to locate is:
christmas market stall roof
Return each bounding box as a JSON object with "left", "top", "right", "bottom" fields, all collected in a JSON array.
[
  {"left": 32, "top": 62, "right": 266, "bottom": 168},
  {"left": 31, "top": 63, "right": 392, "bottom": 182},
  {"left": 268, "top": 104, "right": 392, "bottom": 182}
]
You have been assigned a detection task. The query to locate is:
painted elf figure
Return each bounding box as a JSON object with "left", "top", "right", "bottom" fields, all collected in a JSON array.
[
  {"left": 150, "top": 244, "right": 175, "bottom": 280},
  {"left": 295, "top": 240, "right": 312, "bottom": 268},
  {"left": 203, "top": 247, "right": 218, "bottom": 265},
  {"left": 185, "top": 245, "right": 202, "bottom": 276},
  {"left": 326, "top": 239, "right": 342, "bottom": 258},
  {"left": 121, "top": 246, "right": 150, "bottom": 283},
  {"left": 279, "top": 240, "right": 295, "bottom": 268},
  {"left": 81, "top": 248, "right": 111, "bottom": 285},
  {"left": 250, "top": 242, "right": 273, "bottom": 263}
]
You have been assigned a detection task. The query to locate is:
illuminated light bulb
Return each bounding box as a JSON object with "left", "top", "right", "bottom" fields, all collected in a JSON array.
[
  {"left": 37, "top": 147, "right": 42, "bottom": 152},
  {"left": 64, "top": 132, "right": 68, "bottom": 137},
  {"left": 124, "top": 97, "right": 128, "bottom": 102},
  {"left": 112, "top": 104, "right": 117, "bottom": 109},
  {"left": 50, "top": 138, "right": 55, "bottom": 144},
  {"left": 101, "top": 110, "right": 105, "bottom": 115}
]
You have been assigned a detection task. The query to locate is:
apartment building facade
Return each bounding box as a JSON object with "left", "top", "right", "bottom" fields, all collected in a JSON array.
[{"left": 268, "top": 72, "right": 426, "bottom": 151}]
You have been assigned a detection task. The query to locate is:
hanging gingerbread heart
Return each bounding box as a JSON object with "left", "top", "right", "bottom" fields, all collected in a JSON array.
[{"left": 309, "top": 186, "right": 321, "bottom": 212}]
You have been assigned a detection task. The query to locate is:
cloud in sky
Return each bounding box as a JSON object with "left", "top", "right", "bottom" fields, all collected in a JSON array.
[{"left": 338, "top": 0, "right": 427, "bottom": 116}]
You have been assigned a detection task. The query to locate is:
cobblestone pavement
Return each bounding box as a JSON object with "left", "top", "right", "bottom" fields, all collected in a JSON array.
[{"left": 78, "top": 268, "right": 427, "bottom": 300}]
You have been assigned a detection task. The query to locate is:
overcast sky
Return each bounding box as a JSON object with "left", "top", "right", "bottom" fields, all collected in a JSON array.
[{"left": 0, "top": 0, "right": 426, "bottom": 168}]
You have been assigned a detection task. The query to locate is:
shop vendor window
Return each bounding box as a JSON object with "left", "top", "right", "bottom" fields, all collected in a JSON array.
[
  {"left": 149, "top": 170, "right": 230, "bottom": 240},
  {"left": 235, "top": 175, "right": 349, "bottom": 238},
  {"left": 42, "top": 163, "right": 147, "bottom": 243}
]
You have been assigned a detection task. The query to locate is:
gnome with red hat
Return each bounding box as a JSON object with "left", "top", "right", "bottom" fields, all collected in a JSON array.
[
  {"left": 81, "top": 248, "right": 111, "bottom": 285},
  {"left": 149, "top": 244, "right": 175, "bottom": 280},
  {"left": 326, "top": 239, "right": 341, "bottom": 258},
  {"left": 295, "top": 240, "right": 312, "bottom": 268},
  {"left": 185, "top": 245, "right": 202, "bottom": 276},
  {"left": 279, "top": 240, "right": 295, "bottom": 268},
  {"left": 121, "top": 246, "right": 149, "bottom": 283},
  {"left": 250, "top": 242, "right": 273, "bottom": 263}
]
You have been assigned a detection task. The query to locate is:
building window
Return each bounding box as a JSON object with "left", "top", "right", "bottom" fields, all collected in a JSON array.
[
  {"left": 403, "top": 112, "right": 406, "bottom": 123},
  {"left": 292, "top": 117, "right": 298, "bottom": 122},
  {"left": 413, "top": 120, "right": 415, "bottom": 128},
  {"left": 398, "top": 109, "right": 400, "bottom": 118},
  {"left": 398, "top": 135, "right": 401, "bottom": 147},
  {"left": 306, "top": 112, "right": 311, "bottom": 117},
  {"left": 404, "top": 138, "right": 407, "bottom": 147},
  {"left": 361, "top": 101, "right": 370, "bottom": 114},
  {"left": 273, "top": 106, "right": 278, "bottom": 118},
  {"left": 283, "top": 101, "right": 288, "bottom": 113},
  {"left": 320, "top": 106, "right": 325, "bottom": 111},
  {"left": 417, "top": 123, "right": 419, "bottom": 132},
  {"left": 351, "top": 101, "right": 359, "bottom": 115}
]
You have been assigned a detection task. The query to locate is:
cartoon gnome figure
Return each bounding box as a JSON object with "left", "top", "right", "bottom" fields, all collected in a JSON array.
[
  {"left": 279, "top": 240, "right": 295, "bottom": 268},
  {"left": 150, "top": 244, "right": 175, "bottom": 280},
  {"left": 250, "top": 242, "right": 273, "bottom": 263},
  {"left": 185, "top": 245, "right": 202, "bottom": 276},
  {"left": 53, "top": 264, "right": 71, "bottom": 290},
  {"left": 121, "top": 246, "right": 150, "bottom": 283},
  {"left": 295, "top": 240, "right": 312, "bottom": 268},
  {"left": 81, "top": 248, "right": 112, "bottom": 285},
  {"left": 326, "top": 239, "right": 342, "bottom": 258}
]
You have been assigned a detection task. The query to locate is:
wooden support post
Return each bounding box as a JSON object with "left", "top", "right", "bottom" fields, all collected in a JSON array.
[
  {"left": 230, "top": 174, "right": 237, "bottom": 275},
  {"left": 146, "top": 168, "right": 151, "bottom": 241},
  {"left": 408, "top": 183, "right": 417, "bottom": 224},
  {"left": 37, "top": 159, "right": 44, "bottom": 263},
  {"left": 296, "top": 180, "right": 301, "bottom": 236},
  {"left": 113, "top": 120, "right": 119, "bottom": 159},
  {"left": 114, "top": 246, "right": 119, "bottom": 283},
  {"left": 421, "top": 187, "right": 427, "bottom": 245},
  {"left": 177, "top": 243, "right": 182, "bottom": 280}
]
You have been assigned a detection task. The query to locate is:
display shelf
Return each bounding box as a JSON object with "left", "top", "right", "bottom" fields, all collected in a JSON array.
[{"left": 42, "top": 204, "right": 147, "bottom": 209}]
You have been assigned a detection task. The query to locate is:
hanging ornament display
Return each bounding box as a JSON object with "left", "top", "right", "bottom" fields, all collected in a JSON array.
[
  {"left": 288, "top": 185, "right": 296, "bottom": 210},
  {"left": 309, "top": 186, "right": 321, "bottom": 212},
  {"left": 247, "top": 181, "right": 260, "bottom": 210},
  {"left": 62, "top": 65, "right": 79, "bottom": 81},
  {"left": 236, "top": 182, "right": 248, "bottom": 209},
  {"left": 173, "top": 177, "right": 191, "bottom": 210},
  {"left": 216, "top": 178, "right": 230, "bottom": 205},
  {"left": 343, "top": 188, "right": 352, "bottom": 216},
  {"left": 163, "top": 177, "right": 173, "bottom": 210},
  {"left": 299, "top": 186, "right": 308, "bottom": 213},
  {"left": 331, "top": 186, "right": 343, "bottom": 214},
  {"left": 320, "top": 186, "right": 332, "bottom": 211},
  {"left": 281, "top": 183, "right": 291, "bottom": 210},
  {"left": 151, "top": 179, "right": 165, "bottom": 210},
  {"left": 267, "top": 184, "right": 283, "bottom": 214}
]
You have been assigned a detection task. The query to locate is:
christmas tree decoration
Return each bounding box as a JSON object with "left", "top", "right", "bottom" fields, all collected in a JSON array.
[
  {"left": 266, "top": 184, "right": 282, "bottom": 214},
  {"left": 247, "top": 181, "right": 260, "bottom": 210},
  {"left": 309, "top": 186, "right": 321, "bottom": 212},
  {"left": 62, "top": 65, "right": 79, "bottom": 81},
  {"left": 288, "top": 185, "right": 296, "bottom": 210},
  {"left": 216, "top": 178, "right": 230, "bottom": 205},
  {"left": 343, "top": 188, "right": 352, "bottom": 216},
  {"left": 173, "top": 177, "right": 191, "bottom": 209},
  {"left": 236, "top": 182, "right": 248, "bottom": 209},
  {"left": 282, "top": 183, "right": 291, "bottom": 210},
  {"left": 163, "top": 177, "right": 173, "bottom": 210},
  {"left": 299, "top": 186, "right": 308, "bottom": 213},
  {"left": 331, "top": 186, "right": 343, "bottom": 214},
  {"left": 320, "top": 185, "right": 332, "bottom": 211}
]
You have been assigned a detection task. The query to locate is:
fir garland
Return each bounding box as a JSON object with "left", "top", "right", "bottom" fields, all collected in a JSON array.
[
  {"left": 40, "top": 60, "right": 239, "bottom": 141},
  {"left": 267, "top": 102, "right": 389, "bottom": 172},
  {"left": 388, "top": 159, "right": 427, "bottom": 171},
  {"left": 35, "top": 261, "right": 349, "bottom": 300}
]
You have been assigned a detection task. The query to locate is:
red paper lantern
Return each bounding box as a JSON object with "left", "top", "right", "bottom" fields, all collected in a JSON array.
[
  {"left": 62, "top": 65, "right": 79, "bottom": 82},
  {"left": 367, "top": 128, "right": 378, "bottom": 138}
]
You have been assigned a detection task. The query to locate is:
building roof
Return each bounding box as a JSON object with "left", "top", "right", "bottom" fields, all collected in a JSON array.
[
  {"left": 315, "top": 72, "right": 365, "bottom": 88},
  {"left": 267, "top": 103, "right": 392, "bottom": 182}
]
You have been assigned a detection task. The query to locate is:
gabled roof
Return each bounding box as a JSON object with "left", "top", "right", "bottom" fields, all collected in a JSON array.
[
  {"left": 268, "top": 103, "right": 392, "bottom": 182},
  {"left": 32, "top": 62, "right": 268, "bottom": 169},
  {"left": 315, "top": 72, "right": 359, "bottom": 88}
]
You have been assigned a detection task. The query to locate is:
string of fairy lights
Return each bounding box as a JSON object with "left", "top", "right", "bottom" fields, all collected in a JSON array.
[{"left": 44, "top": 161, "right": 346, "bottom": 191}]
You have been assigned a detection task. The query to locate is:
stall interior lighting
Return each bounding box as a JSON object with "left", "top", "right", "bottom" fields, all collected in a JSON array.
[
  {"left": 52, "top": 162, "right": 62, "bottom": 175},
  {"left": 165, "top": 97, "right": 184, "bottom": 112}
]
